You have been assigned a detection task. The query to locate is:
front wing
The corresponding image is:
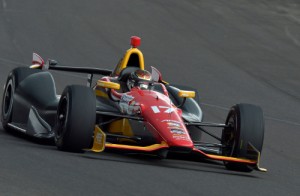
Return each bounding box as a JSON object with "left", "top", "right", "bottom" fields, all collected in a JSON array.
[{"left": 88, "top": 126, "right": 266, "bottom": 172}]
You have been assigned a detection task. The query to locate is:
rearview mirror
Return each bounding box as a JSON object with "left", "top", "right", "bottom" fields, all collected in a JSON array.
[
  {"left": 97, "top": 81, "right": 120, "bottom": 90},
  {"left": 177, "top": 90, "right": 195, "bottom": 108},
  {"left": 178, "top": 90, "right": 195, "bottom": 98}
]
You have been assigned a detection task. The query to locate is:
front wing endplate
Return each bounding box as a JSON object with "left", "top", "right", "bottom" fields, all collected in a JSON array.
[
  {"left": 90, "top": 125, "right": 106, "bottom": 152},
  {"left": 248, "top": 142, "right": 267, "bottom": 172}
]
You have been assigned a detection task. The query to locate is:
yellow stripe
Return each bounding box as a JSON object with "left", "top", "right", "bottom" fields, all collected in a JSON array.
[
  {"left": 97, "top": 81, "right": 120, "bottom": 90},
  {"left": 95, "top": 89, "right": 108, "bottom": 98},
  {"left": 193, "top": 148, "right": 257, "bottom": 164},
  {"left": 207, "top": 154, "right": 256, "bottom": 164},
  {"left": 105, "top": 142, "right": 168, "bottom": 151}
]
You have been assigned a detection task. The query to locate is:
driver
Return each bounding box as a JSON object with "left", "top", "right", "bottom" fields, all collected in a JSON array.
[
  {"left": 127, "top": 69, "right": 152, "bottom": 90},
  {"left": 107, "top": 69, "right": 152, "bottom": 102},
  {"left": 107, "top": 69, "right": 152, "bottom": 114}
]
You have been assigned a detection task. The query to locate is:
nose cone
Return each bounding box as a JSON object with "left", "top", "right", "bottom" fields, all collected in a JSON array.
[
  {"left": 144, "top": 104, "right": 194, "bottom": 149},
  {"left": 165, "top": 123, "right": 194, "bottom": 151},
  {"left": 131, "top": 90, "right": 194, "bottom": 150}
]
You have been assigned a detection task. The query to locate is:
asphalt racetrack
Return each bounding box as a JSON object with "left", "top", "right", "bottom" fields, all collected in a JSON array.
[{"left": 0, "top": 0, "right": 300, "bottom": 195}]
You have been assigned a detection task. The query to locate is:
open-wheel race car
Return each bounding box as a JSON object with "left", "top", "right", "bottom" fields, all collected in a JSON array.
[{"left": 1, "top": 36, "right": 266, "bottom": 172}]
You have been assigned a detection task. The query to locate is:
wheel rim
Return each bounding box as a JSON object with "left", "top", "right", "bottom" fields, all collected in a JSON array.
[
  {"left": 56, "top": 96, "right": 68, "bottom": 137},
  {"left": 222, "top": 113, "right": 237, "bottom": 157},
  {"left": 2, "top": 79, "right": 14, "bottom": 119}
]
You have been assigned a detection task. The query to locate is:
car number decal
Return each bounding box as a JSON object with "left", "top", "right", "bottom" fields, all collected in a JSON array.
[{"left": 151, "top": 106, "right": 175, "bottom": 113}]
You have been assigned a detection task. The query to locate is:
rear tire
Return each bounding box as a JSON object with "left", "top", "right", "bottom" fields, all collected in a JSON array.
[
  {"left": 1, "top": 67, "right": 41, "bottom": 130},
  {"left": 54, "top": 85, "right": 96, "bottom": 152},
  {"left": 221, "top": 104, "right": 264, "bottom": 172}
]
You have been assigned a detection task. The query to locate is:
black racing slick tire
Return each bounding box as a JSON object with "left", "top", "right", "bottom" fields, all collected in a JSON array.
[
  {"left": 1, "top": 67, "right": 41, "bottom": 130},
  {"left": 54, "top": 85, "right": 96, "bottom": 152},
  {"left": 221, "top": 104, "right": 264, "bottom": 172}
]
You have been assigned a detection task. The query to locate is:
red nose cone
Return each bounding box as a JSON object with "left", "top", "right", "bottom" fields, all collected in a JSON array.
[{"left": 131, "top": 36, "right": 141, "bottom": 48}]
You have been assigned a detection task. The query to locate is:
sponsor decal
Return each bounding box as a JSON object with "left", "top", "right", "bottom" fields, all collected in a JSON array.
[
  {"left": 167, "top": 122, "right": 181, "bottom": 127},
  {"left": 119, "top": 95, "right": 140, "bottom": 115},
  {"left": 164, "top": 121, "right": 183, "bottom": 129},
  {"left": 170, "top": 129, "right": 185, "bottom": 135},
  {"left": 121, "top": 94, "right": 134, "bottom": 103},
  {"left": 168, "top": 126, "right": 183, "bottom": 130},
  {"left": 161, "top": 119, "right": 181, "bottom": 124},
  {"left": 170, "top": 128, "right": 188, "bottom": 140},
  {"left": 172, "top": 135, "right": 189, "bottom": 140},
  {"left": 95, "top": 132, "right": 103, "bottom": 144}
]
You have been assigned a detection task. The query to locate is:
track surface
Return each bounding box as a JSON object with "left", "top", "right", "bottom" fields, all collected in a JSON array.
[{"left": 1, "top": 0, "right": 300, "bottom": 195}]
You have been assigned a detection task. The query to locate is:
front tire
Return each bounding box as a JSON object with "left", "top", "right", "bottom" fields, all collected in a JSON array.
[
  {"left": 1, "top": 77, "right": 15, "bottom": 130},
  {"left": 54, "top": 85, "right": 96, "bottom": 152},
  {"left": 221, "top": 104, "right": 264, "bottom": 172},
  {"left": 1, "top": 67, "right": 41, "bottom": 130}
]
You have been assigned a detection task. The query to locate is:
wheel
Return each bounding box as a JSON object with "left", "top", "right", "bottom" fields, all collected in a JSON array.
[
  {"left": 1, "top": 76, "right": 15, "bottom": 130},
  {"left": 54, "top": 85, "right": 96, "bottom": 152},
  {"left": 1, "top": 67, "right": 41, "bottom": 130},
  {"left": 221, "top": 104, "right": 264, "bottom": 172}
]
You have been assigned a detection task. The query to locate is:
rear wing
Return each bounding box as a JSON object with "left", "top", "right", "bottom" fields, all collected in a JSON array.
[{"left": 30, "top": 53, "right": 112, "bottom": 87}]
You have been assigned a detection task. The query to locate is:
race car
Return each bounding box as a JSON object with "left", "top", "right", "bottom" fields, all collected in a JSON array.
[{"left": 1, "top": 36, "right": 266, "bottom": 172}]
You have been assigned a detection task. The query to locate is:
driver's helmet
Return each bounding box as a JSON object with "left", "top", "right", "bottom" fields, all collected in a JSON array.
[{"left": 127, "top": 69, "right": 152, "bottom": 90}]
